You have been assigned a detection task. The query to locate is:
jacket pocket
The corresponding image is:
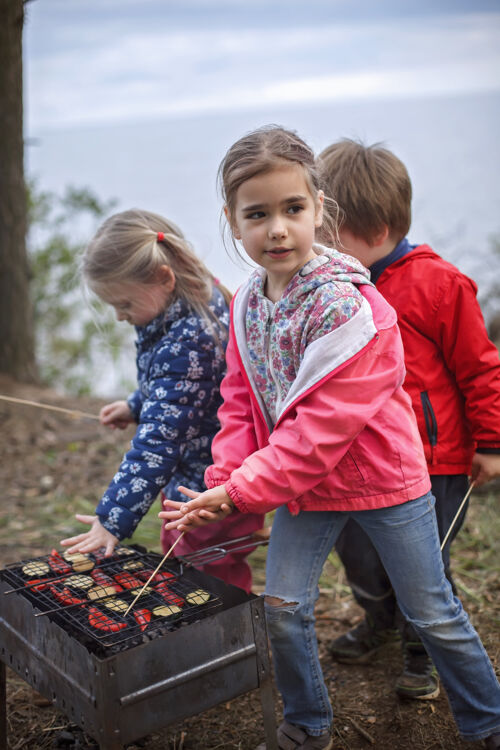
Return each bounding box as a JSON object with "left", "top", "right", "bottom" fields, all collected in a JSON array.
[
  {"left": 420, "top": 391, "right": 437, "bottom": 463},
  {"left": 335, "top": 449, "right": 366, "bottom": 487}
]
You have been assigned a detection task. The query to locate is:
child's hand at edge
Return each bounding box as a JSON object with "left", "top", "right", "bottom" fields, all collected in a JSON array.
[
  {"left": 99, "top": 400, "right": 135, "bottom": 430},
  {"left": 160, "top": 485, "right": 234, "bottom": 532},
  {"left": 60, "top": 514, "right": 119, "bottom": 557},
  {"left": 470, "top": 452, "right": 500, "bottom": 486}
]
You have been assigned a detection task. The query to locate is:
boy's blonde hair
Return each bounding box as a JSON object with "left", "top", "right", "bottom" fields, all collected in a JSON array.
[
  {"left": 319, "top": 139, "right": 412, "bottom": 245},
  {"left": 83, "top": 208, "right": 231, "bottom": 328},
  {"left": 218, "top": 125, "right": 339, "bottom": 248}
]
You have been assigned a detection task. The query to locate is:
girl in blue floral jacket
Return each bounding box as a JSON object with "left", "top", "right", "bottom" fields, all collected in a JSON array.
[{"left": 61, "top": 209, "right": 264, "bottom": 591}]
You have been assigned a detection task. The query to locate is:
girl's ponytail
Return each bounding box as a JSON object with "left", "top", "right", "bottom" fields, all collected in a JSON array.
[{"left": 83, "top": 208, "right": 231, "bottom": 339}]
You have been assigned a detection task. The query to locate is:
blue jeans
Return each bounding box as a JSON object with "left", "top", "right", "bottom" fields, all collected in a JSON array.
[
  {"left": 264, "top": 493, "right": 500, "bottom": 741},
  {"left": 334, "top": 475, "right": 470, "bottom": 632}
]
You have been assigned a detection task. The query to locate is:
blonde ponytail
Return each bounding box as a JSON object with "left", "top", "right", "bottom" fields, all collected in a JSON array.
[{"left": 83, "top": 208, "right": 231, "bottom": 338}]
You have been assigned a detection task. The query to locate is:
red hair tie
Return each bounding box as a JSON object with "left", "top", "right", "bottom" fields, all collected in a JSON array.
[{"left": 157, "top": 232, "right": 165, "bottom": 241}]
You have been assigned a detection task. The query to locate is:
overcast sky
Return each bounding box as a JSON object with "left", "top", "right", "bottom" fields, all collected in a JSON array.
[{"left": 23, "top": 0, "right": 500, "bottom": 132}]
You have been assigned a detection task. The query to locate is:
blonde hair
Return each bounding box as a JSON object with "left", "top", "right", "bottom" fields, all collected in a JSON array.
[
  {"left": 318, "top": 139, "right": 412, "bottom": 245},
  {"left": 218, "top": 125, "right": 339, "bottom": 249},
  {"left": 83, "top": 208, "right": 232, "bottom": 330}
]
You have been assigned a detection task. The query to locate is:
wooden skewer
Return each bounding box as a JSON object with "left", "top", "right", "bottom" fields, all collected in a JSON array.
[
  {"left": 124, "top": 532, "right": 186, "bottom": 616},
  {"left": 0, "top": 393, "right": 100, "bottom": 421},
  {"left": 440, "top": 481, "right": 475, "bottom": 552}
]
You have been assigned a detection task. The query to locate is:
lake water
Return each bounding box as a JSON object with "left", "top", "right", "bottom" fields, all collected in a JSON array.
[{"left": 26, "top": 91, "right": 500, "bottom": 394}]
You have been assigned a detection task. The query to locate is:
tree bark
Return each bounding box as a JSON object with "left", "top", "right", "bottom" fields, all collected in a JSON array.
[{"left": 0, "top": 0, "right": 37, "bottom": 381}]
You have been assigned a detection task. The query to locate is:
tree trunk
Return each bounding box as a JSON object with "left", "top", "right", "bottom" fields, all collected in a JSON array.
[{"left": 0, "top": 0, "right": 37, "bottom": 381}]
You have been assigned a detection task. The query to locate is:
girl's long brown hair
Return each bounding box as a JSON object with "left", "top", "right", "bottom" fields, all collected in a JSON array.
[{"left": 218, "top": 125, "right": 339, "bottom": 250}]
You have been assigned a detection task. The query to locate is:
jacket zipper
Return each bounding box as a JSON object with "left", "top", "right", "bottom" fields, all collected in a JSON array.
[
  {"left": 420, "top": 390, "right": 438, "bottom": 464},
  {"left": 266, "top": 306, "right": 281, "bottom": 419}
]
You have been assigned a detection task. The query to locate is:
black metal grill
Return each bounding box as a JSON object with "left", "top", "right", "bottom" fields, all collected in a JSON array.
[
  {"left": 0, "top": 542, "right": 279, "bottom": 749},
  {"left": 2, "top": 548, "right": 222, "bottom": 653}
]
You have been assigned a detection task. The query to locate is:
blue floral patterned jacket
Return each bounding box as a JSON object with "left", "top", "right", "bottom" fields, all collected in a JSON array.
[{"left": 95, "top": 288, "right": 229, "bottom": 540}]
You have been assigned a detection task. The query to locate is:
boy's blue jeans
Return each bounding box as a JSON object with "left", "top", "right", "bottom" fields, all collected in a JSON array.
[
  {"left": 334, "top": 474, "right": 470, "bottom": 632},
  {"left": 264, "top": 493, "right": 500, "bottom": 741}
]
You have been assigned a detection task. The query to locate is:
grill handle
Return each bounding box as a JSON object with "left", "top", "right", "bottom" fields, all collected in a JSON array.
[
  {"left": 178, "top": 533, "right": 270, "bottom": 569},
  {"left": 119, "top": 643, "right": 257, "bottom": 707}
]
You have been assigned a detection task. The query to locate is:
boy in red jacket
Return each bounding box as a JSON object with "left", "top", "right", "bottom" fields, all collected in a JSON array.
[{"left": 319, "top": 139, "right": 500, "bottom": 703}]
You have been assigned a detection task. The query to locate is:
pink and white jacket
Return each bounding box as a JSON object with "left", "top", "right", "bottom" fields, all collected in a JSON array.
[{"left": 205, "top": 248, "right": 430, "bottom": 515}]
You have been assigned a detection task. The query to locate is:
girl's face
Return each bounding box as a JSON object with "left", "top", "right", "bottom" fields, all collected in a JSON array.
[
  {"left": 229, "top": 163, "right": 324, "bottom": 300},
  {"left": 97, "top": 266, "right": 175, "bottom": 326}
]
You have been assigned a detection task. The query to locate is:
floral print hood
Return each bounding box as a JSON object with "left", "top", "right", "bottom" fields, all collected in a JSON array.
[{"left": 242, "top": 246, "right": 373, "bottom": 424}]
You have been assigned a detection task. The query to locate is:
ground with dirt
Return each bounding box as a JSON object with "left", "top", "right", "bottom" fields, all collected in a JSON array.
[{"left": 0, "top": 376, "right": 498, "bottom": 750}]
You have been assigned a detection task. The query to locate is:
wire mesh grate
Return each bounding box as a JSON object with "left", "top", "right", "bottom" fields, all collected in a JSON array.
[{"left": 1, "top": 546, "right": 221, "bottom": 652}]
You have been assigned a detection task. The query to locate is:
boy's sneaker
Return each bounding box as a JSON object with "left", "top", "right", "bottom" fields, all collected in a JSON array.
[
  {"left": 255, "top": 721, "right": 333, "bottom": 749},
  {"left": 395, "top": 642, "right": 440, "bottom": 700},
  {"left": 327, "top": 617, "right": 399, "bottom": 664},
  {"left": 484, "top": 732, "right": 500, "bottom": 749}
]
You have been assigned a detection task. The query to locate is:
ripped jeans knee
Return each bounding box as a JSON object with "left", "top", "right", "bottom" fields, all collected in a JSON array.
[
  {"left": 264, "top": 595, "right": 315, "bottom": 640},
  {"left": 264, "top": 596, "right": 302, "bottom": 642},
  {"left": 264, "top": 595, "right": 299, "bottom": 615}
]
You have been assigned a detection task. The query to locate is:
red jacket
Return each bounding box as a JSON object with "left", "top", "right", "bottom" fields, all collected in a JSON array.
[
  {"left": 205, "top": 256, "right": 430, "bottom": 516},
  {"left": 375, "top": 244, "right": 500, "bottom": 474}
]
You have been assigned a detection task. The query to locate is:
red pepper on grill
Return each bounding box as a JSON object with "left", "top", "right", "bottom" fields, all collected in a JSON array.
[
  {"left": 154, "top": 581, "right": 184, "bottom": 607},
  {"left": 48, "top": 550, "right": 72, "bottom": 575},
  {"left": 133, "top": 608, "right": 152, "bottom": 632},
  {"left": 138, "top": 569, "right": 175, "bottom": 583},
  {"left": 24, "top": 577, "right": 51, "bottom": 592},
  {"left": 88, "top": 606, "right": 127, "bottom": 633},
  {"left": 91, "top": 568, "right": 124, "bottom": 592},
  {"left": 49, "top": 585, "right": 86, "bottom": 607},
  {"left": 91, "top": 548, "right": 107, "bottom": 563},
  {"left": 114, "top": 571, "right": 142, "bottom": 590}
]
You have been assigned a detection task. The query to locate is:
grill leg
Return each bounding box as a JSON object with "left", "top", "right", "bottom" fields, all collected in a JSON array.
[
  {"left": 259, "top": 676, "right": 279, "bottom": 750},
  {"left": 0, "top": 661, "right": 6, "bottom": 750},
  {"left": 251, "top": 599, "right": 279, "bottom": 750}
]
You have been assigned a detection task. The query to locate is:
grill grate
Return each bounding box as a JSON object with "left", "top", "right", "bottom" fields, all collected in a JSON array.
[
  {"left": 1, "top": 546, "right": 221, "bottom": 654},
  {"left": 1, "top": 541, "right": 279, "bottom": 749}
]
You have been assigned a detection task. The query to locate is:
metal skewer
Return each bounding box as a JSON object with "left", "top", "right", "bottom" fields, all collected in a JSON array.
[
  {"left": 4, "top": 575, "right": 67, "bottom": 595},
  {"left": 34, "top": 598, "right": 102, "bottom": 617},
  {"left": 124, "top": 532, "right": 185, "bottom": 616}
]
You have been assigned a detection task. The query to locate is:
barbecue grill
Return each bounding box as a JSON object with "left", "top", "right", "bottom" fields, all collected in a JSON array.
[{"left": 0, "top": 543, "right": 278, "bottom": 749}]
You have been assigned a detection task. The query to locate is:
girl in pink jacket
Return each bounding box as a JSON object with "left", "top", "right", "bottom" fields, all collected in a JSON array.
[{"left": 160, "top": 126, "right": 500, "bottom": 750}]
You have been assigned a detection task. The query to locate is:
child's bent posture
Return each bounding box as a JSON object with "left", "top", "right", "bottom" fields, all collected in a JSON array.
[
  {"left": 61, "top": 209, "right": 264, "bottom": 591},
  {"left": 319, "top": 139, "right": 500, "bottom": 708},
  {"left": 160, "top": 128, "right": 500, "bottom": 750}
]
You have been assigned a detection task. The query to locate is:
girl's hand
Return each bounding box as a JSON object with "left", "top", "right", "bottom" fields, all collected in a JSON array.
[
  {"left": 60, "top": 515, "right": 119, "bottom": 557},
  {"left": 99, "top": 400, "right": 134, "bottom": 430},
  {"left": 470, "top": 452, "right": 500, "bottom": 487},
  {"left": 160, "top": 500, "right": 229, "bottom": 531},
  {"left": 159, "top": 486, "right": 234, "bottom": 532}
]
